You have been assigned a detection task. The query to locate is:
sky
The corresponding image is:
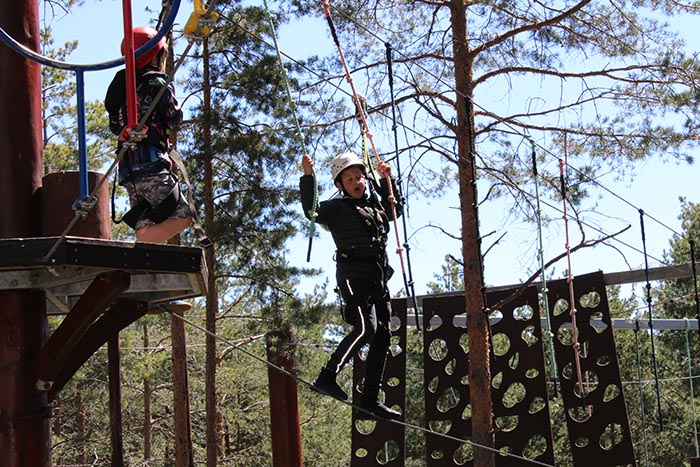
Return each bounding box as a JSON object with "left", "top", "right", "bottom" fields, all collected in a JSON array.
[{"left": 34, "top": 0, "right": 700, "bottom": 302}]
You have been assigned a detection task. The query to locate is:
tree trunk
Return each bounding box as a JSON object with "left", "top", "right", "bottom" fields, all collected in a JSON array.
[
  {"left": 448, "top": 1, "right": 494, "bottom": 465},
  {"left": 143, "top": 325, "right": 152, "bottom": 461},
  {"left": 171, "top": 308, "right": 195, "bottom": 467},
  {"left": 202, "top": 38, "right": 223, "bottom": 467}
]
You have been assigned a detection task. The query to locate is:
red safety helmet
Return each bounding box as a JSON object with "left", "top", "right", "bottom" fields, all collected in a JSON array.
[{"left": 121, "top": 26, "right": 166, "bottom": 69}]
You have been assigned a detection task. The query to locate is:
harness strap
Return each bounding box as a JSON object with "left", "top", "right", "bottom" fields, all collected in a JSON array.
[{"left": 169, "top": 148, "right": 213, "bottom": 248}]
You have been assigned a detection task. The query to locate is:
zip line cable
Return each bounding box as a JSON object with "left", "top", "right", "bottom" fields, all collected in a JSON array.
[
  {"left": 639, "top": 209, "right": 665, "bottom": 430},
  {"left": 261, "top": 0, "right": 318, "bottom": 263},
  {"left": 169, "top": 309, "right": 557, "bottom": 467},
  {"left": 228, "top": 11, "right": 688, "bottom": 291},
  {"left": 323, "top": 1, "right": 688, "bottom": 244},
  {"left": 320, "top": 0, "right": 408, "bottom": 282}
]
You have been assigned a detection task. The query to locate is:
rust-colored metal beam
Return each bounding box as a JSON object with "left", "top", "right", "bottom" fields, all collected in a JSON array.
[
  {"left": 47, "top": 299, "right": 147, "bottom": 401},
  {"left": 35, "top": 271, "right": 131, "bottom": 392},
  {"left": 266, "top": 331, "right": 302, "bottom": 467}
]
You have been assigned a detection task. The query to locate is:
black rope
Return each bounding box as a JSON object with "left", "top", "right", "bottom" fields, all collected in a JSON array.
[
  {"left": 386, "top": 42, "right": 421, "bottom": 332},
  {"left": 634, "top": 320, "right": 651, "bottom": 467},
  {"left": 639, "top": 208, "right": 664, "bottom": 430}
]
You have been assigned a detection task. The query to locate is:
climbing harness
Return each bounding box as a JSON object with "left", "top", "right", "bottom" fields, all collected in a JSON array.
[
  {"left": 41, "top": 0, "right": 220, "bottom": 261},
  {"left": 531, "top": 140, "right": 558, "bottom": 394},
  {"left": 321, "top": 0, "right": 407, "bottom": 281},
  {"left": 639, "top": 208, "right": 664, "bottom": 429}
]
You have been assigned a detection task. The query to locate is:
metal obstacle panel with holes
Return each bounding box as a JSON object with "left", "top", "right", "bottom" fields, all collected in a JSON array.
[
  {"left": 423, "top": 287, "right": 555, "bottom": 466},
  {"left": 545, "top": 271, "right": 636, "bottom": 466},
  {"left": 489, "top": 286, "right": 556, "bottom": 466},
  {"left": 350, "top": 298, "right": 407, "bottom": 466}
]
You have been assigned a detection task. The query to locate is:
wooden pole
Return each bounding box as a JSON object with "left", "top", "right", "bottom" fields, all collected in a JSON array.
[
  {"left": 0, "top": 0, "right": 48, "bottom": 465},
  {"left": 266, "top": 331, "right": 302, "bottom": 467}
]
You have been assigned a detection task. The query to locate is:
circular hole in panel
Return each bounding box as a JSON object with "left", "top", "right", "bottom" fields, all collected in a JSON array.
[
  {"left": 603, "top": 384, "right": 620, "bottom": 402},
  {"left": 459, "top": 332, "right": 469, "bottom": 354},
  {"left": 376, "top": 439, "right": 400, "bottom": 465},
  {"left": 354, "top": 419, "right": 377, "bottom": 435},
  {"left": 553, "top": 298, "right": 569, "bottom": 316},
  {"left": 521, "top": 325, "right": 539, "bottom": 347},
  {"left": 389, "top": 315, "right": 402, "bottom": 331},
  {"left": 354, "top": 448, "right": 368, "bottom": 458},
  {"left": 503, "top": 382, "right": 526, "bottom": 409},
  {"left": 453, "top": 314, "right": 467, "bottom": 329},
  {"left": 580, "top": 291, "right": 600, "bottom": 308},
  {"left": 428, "top": 338, "right": 449, "bottom": 361},
  {"left": 428, "top": 376, "right": 440, "bottom": 393},
  {"left": 492, "top": 333, "right": 510, "bottom": 357},
  {"left": 445, "top": 358, "right": 457, "bottom": 376},
  {"left": 529, "top": 396, "right": 546, "bottom": 414},
  {"left": 525, "top": 367, "right": 540, "bottom": 379},
  {"left": 573, "top": 370, "right": 599, "bottom": 398},
  {"left": 462, "top": 403, "right": 472, "bottom": 421},
  {"left": 437, "top": 387, "right": 460, "bottom": 413},
  {"left": 492, "top": 371, "right": 503, "bottom": 389},
  {"left": 523, "top": 434, "right": 548, "bottom": 460},
  {"left": 430, "top": 450, "right": 444, "bottom": 460},
  {"left": 568, "top": 405, "right": 593, "bottom": 422},
  {"left": 514, "top": 304, "right": 534, "bottom": 321},
  {"left": 427, "top": 314, "right": 443, "bottom": 331},
  {"left": 453, "top": 441, "right": 474, "bottom": 465},
  {"left": 574, "top": 437, "right": 589, "bottom": 448},
  {"left": 429, "top": 419, "right": 452, "bottom": 434},
  {"left": 599, "top": 423, "right": 625, "bottom": 450},
  {"left": 494, "top": 414, "right": 519, "bottom": 432},
  {"left": 386, "top": 376, "right": 400, "bottom": 388},
  {"left": 508, "top": 352, "right": 520, "bottom": 370}
]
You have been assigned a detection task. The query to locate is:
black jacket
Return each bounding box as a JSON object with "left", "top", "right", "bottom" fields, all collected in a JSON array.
[{"left": 300, "top": 174, "right": 402, "bottom": 282}]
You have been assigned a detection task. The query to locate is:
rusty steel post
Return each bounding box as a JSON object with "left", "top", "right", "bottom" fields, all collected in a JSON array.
[
  {"left": 0, "top": 0, "right": 49, "bottom": 466},
  {"left": 266, "top": 331, "right": 302, "bottom": 467}
]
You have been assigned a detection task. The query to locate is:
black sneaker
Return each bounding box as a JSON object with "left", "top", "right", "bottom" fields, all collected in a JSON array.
[
  {"left": 358, "top": 400, "right": 402, "bottom": 421},
  {"left": 310, "top": 376, "right": 348, "bottom": 401}
]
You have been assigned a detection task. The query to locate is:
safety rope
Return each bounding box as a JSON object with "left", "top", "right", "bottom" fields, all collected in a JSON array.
[
  {"left": 43, "top": 1, "right": 220, "bottom": 262},
  {"left": 320, "top": 0, "right": 407, "bottom": 281},
  {"left": 638, "top": 208, "right": 664, "bottom": 429},
  {"left": 531, "top": 140, "right": 557, "bottom": 394},
  {"left": 386, "top": 42, "right": 421, "bottom": 332},
  {"left": 558, "top": 158, "right": 586, "bottom": 404},
  {"left": 260, "top": 0, "right": 318, "bottom": 262},
  {"left": 169, "top": 309, "right": 557, "bottom": 467},
  {"left": 634, "top": 320, "right": 651, "bottom": 467},
  {"left": 685, "top": 319, "right": 700, "bottom": 459}
]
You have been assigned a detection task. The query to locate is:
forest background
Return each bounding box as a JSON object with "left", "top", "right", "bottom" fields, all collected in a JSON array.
[{"left": 33, "top": 0, "right": 700, "bottom": 466}]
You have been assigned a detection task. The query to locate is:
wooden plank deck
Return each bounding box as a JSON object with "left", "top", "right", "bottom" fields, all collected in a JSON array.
[{"left": 0, "top": 236, "right": 207, "bottom": 313}]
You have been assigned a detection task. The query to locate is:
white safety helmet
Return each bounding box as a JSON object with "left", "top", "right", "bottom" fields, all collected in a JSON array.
[{"left": 330, "top": 152, "right": 366, "bottom": 183}]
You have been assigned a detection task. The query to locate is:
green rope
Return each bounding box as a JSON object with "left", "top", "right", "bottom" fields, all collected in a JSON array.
[
  {"left": 530, "top": 139, "right": 558, "bottom": 395},
  {"left": 261, "top": 0, "right": 317, "bottom": 261},
  {"left": 685, "top": 319, "right": 700, "bottom": 458}
]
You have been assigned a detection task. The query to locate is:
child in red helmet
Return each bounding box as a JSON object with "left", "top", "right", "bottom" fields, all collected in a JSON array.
[
  {"left": 300, "top": 152, "right": 403, "bottom": 421},
  {"left": 105, "top": 26, "right": 191, "bottom": 243}
]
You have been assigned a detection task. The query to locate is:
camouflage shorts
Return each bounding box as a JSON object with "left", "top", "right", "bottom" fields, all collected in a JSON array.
[{"left": 125, "top": 172, "right": 193, "bottom": 231}]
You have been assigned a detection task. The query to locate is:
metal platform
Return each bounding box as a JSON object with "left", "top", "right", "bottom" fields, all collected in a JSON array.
[{"left": 0, "top": 236, "right": 208, "bottom": 314}]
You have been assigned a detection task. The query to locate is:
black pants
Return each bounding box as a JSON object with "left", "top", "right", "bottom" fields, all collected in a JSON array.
[{"left": 325, "top": 277, "right": 391, "bottom": 393}]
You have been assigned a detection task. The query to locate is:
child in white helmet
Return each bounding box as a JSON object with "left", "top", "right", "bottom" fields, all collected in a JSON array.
[
  {"left": 105, "top": 26, "right": 192, "bottom": 244},
  {"left": 300, "top": 152, "right": 402, "bottom": 421}
]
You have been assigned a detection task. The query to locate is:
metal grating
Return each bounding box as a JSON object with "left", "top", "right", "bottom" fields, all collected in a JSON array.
[
  {"left": 350, "top": 298, "right": 407, "bottom": 466},
  {"left": 545, "top": 271, "right": 636, "bottom": 467}
]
